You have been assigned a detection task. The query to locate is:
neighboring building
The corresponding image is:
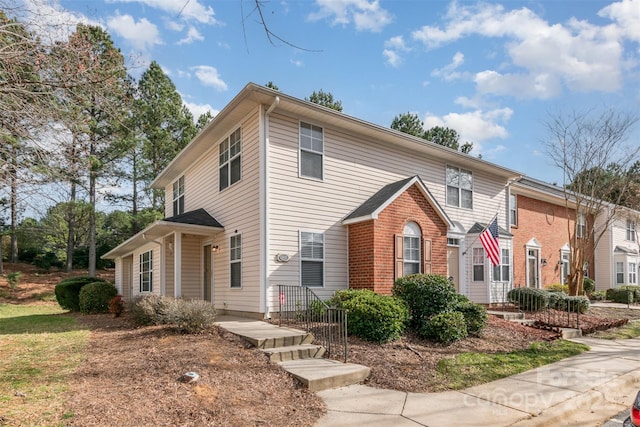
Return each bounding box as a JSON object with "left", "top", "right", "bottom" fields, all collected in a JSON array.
[
  {"left": 594, "top": 207, "right": 640, "bottom": 290},
  {"left": 103, "top": 83, "right": 522, "bottom": 317},
  {"left": 509, "top": 177, "right": 594, "bottom": 289}
]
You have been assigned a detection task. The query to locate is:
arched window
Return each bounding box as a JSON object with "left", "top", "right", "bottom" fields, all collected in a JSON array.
[{"left": 403, "top": 222, "right": 421, "bottom": 275}]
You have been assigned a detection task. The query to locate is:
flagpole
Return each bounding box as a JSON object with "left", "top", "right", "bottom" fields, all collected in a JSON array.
[{"left": 462, "top": 212, "right": 499, "bottom": 256}]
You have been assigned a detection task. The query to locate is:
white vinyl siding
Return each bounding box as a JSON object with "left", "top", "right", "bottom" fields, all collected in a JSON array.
[
  {"left": 267, "top": 112, "right": 510, "bottom": 308},
  {"left": 162, "top": 111, "right": 261, "bottom": 313}
]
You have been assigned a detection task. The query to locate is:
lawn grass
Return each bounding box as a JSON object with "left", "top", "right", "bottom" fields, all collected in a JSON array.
[
  {"left": 0, "top": 303, "right": 90, "bottom": 426},
  {"left": 589, "top": 319, "right": 640, "bottom": 340},
  {"left": 436, "top": 340, "right": 589, "bottom": 390}
]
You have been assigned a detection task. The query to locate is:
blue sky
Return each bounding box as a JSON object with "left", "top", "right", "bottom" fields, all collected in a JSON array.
[{"left": 23, "top": 0, "right": 640, "bottom": 185}]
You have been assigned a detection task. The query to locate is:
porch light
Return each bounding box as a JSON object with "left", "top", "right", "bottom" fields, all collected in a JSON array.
[
  {"left": 540, "top": 258, "right": 548, "bottom": 266},
  {"left": 211, "top": 245, "right": 220, "bottom": 253}
]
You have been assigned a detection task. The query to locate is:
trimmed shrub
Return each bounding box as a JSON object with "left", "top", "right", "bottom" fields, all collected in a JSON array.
[
  {"left": 393, "top": 274, "right": 458, "bottom": 327},
  {"left": 582, "top": 278, "right": 595, "bottom": 295},
  {"left": 607, "top": 286, "right": 640, "bottom": 303},
  {"left": 129, "top": 294, "right": 176, "bottom": 325},
  {"left": 420, "top": 311, "right": 468, "bottom": 343},
  {"left": 547, "top": 291, "right": 568, "bottom": 310},
  {"left": 55, "top": 276, "right": 109, "bottom": 311},
  {"left": 332, "top": 289, "right": 409, "bottom": 343},
  {"left": 455, "top": 302, "right": 488, "bottom": 336},
  {"left": 507, "top": 287, "right": 549, "bottom": 312},
  {"left": 79, "top": 281, "right": 118, "bottom": 314},
  {"left": 546, "top": 283, "right": 569, "bottom": 293},
  {"left": 565, "top": 296, "right": 590, "bottom": 314},
  {"left": 590, "top": 290, "right": 606, "bottom": 301}
]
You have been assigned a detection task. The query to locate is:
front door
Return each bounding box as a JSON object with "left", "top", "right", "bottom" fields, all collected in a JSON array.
[
  {"left": 203, "top": 244, "right": 212, "bottom": 302},
  {"left": 527, "top": 249, "right": 539, "bottom": 288}
]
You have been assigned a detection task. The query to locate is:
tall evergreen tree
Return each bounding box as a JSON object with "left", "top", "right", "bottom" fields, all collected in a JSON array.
[
  {"left": 306, "top": 89, "right": 343, "bottom": 112},
  {"left": 136, "top": 61, "right": 196, "bottom": 211}
]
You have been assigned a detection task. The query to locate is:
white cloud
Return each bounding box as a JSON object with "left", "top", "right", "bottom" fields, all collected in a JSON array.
[
  {"left": 290, "top": 59, "right": 304, "bottom": 67},
  {"left": 17, "top": 0, "right": 101, "bottom": 43},
  {"left": 166, "top": 20, "right": 184, "bottom": 32},
  {"left": 177, "top": 26, "right": 204, "bottom": 45},
  {"left": 107, "top": 13, "right": 162, "bottom": 51},
  {"left": 107, "top": 0, "right": 217, "bottom": 25},
  {"left": 383, "top": 35, "right": 409, "bottom": 67},
  {"left": 308, "top": 0, "right": 392, "bottom": 32},
  {"left": 410, "top": 1, "right": 633, "bottom": 98},
  {"left": 183, "top": 100, "right": 218, "bottom": 121},
  {"left": 191, "top": 65, "right": 228, "bottom": 91},
  {"left": 431, "top": 52, "right": 465, "bottom": 81},
  {"left": 423, "top": 108, "right": 513, "bottom": 149}
]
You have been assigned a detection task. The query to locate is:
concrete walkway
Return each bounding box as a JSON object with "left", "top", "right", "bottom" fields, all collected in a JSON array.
[{"left": 316, "top": 336, "right": 640, "bottom": 426}]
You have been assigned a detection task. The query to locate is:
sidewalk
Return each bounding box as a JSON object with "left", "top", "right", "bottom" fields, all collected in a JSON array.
[{"left": 316, "top": 336, "right": 640, "bottom": 427}]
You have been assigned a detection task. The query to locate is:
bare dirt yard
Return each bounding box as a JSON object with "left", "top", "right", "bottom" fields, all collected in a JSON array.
[{"left": 2, "top": 263, "right": 638, "bottom": 425}]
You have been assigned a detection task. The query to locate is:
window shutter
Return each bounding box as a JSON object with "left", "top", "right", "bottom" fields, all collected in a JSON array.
[
  {"left": 423, "top": 238, "right": 432, "bottom": 274},
  {"left": 394, "top": 234, "right": 404, "bottom": 279}
]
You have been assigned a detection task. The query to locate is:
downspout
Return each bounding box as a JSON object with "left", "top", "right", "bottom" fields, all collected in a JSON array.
[{"left": 261, "top": 96, "right": 280, "bottom": 318}]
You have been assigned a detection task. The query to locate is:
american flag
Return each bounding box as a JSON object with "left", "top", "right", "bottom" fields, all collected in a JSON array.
[{"left": 480, "top": 218, "right": 501, "bottom": 266}]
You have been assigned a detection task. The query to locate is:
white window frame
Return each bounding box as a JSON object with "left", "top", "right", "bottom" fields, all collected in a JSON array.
[
  {"left": 630, "top": 262, "right": 637, "bottom": 285},
  {"left": 472, "top": 247, "right": 485, "bottom": 282},
  {"left": 616, "top": 261, "right": 625, "bottom": 285},
  {"left": 300, "top": 231, "right": 324, "bottom": 287},
  {"left": 299, "top": 122, "right": 324, "bottom": 181},
  {"left": 577, "top": 212, "right": 587, "bottom": 238},
  {"left": 446, "top": 165, "right": 473, "bottom": 209},
  {"left": 560, "top": 250, "right": 570, "bottom": 285},
  {"left": 219, "top": 128, "right": 242, "bottom": 191},
  {"left": 139, "top": 250, "right": 153, "bottom": 293},
  {"left": 172, "top": 176, "right": 185, "bottom": 216},
  {"left": 627, "top": 219, "right": 636, "bottom": 242},
  {"left": 492, "top": 248, "right": 510, "bottom": 282},
  {"left": 509, "top": 194, "right": 517, "bottom": 226},
  {"left": 403, "top": 222, "right": 421, "bottom": 275},
  {"left": 230, "top": 234, "right": 242, "bottom": 289}
]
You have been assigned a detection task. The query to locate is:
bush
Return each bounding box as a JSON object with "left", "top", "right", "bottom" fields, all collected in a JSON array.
[
  {"left": 455, "top": 302, "right": 488, "bottom": 336},
  {"left": 129, "top": 295, "right": 216, "bottom": 333},
  {"left": 79, "top": 281, "right": 118, "bottom": 314},
  {"left": 546, "top": 283, "right": 569, "bottom": 293},
  {"left": 582, "top": 278, "right": 595, "bottom": 295},
  {"left": 590, "top": 290, "right": 606, "bottom": 301},
  {"left": 420, "top": 311, "right": 468, "bottom": 343},
  {"left": 34, "top": 252, "right": 64, "bottom": 271},
  {"left": 565, "top": 296, "right": 590, "bottom": 314},
  {"left": 606, "top": 286, "right": 640, "bottom": 303},
  {"left": 55, "top": 276, "right": 109, "bottom": 311},
  {"left": 547, "top": 291, "right": 568, "bottom": 310},
  {"left": 507, "top": 287, "right": 549, "bottom": 311},
  {"left": 6, "top": 272, "right": 21, "bottom": 290},
  {"left": 332, "top": 289, "right": 408, "bottom": 343},
  {"left": 393, "top": 274, "right": 458, "bottom": 327}
]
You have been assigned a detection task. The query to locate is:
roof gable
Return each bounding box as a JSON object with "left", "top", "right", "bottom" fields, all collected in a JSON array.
[{"left": 343, "top": 175, "right": 454, "bottom": 229}]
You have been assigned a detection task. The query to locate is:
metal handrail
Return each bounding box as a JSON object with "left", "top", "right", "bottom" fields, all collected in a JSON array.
[{"left": 277, "top": 285, "right": 348, "bottom": 362}]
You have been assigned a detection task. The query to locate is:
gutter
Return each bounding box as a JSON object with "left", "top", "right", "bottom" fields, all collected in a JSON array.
[{"left": 261, "top": 96, "right": 280, "bottom": 318}]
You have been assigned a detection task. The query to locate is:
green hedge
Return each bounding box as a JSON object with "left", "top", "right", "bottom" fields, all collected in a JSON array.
[
  {"left": 330, "top": 289, "right": 409, "bottom": 343},
  {"left": 583, "top": 278, "right": 596, "bottom": 294},
  {"left": 606, "top": 286, "right": 640, "bottom": 303},
  {"left": 420, "top": 311, "right": 468, "bottom": 343},
  {"left": 507, "top": 287, "right": 549, "bottom": 312},
  {"left": 55, "top": 276, "right": 109, "bottom": 311},
  {"left": 455, "top": 302, "right": 488, "bottom": 336},
  {"left": 393, "top": 274, "right": 458, "bottom": 327},
  {"left": 79, "top": 282, "right": 118, "bottom": 314}
]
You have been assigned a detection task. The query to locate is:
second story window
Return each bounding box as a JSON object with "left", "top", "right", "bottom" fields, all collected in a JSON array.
[
  {"left": 219, "top": 128, "right": 242, "bottom": 191},
  {"left": 577, "top": 212, "right": 587, "bottom": 239},
  {"left": 627, "top": 219, "right": 636, "bottom": 242},
  {"left": 299, "top": 122, "right": 323, "bottom": 180},
  {"left": 510, "top": 194, "right": 517, "bottom": 226},
  {"left": 446, "top": 166, "right": 473, "bottom": 209},
  {"left": 172, "top": 176, "right": 184, "bottom": 216}
]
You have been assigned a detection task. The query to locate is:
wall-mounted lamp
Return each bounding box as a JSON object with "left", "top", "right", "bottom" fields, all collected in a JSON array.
[
  {"left": 211, "top": 245, "right": 220, "bottom": 253},
  {"left": 167, "top": 242, "right": 173, "bottom": 255},
  {"left": 557, "top": 259, "right": 563, "bottom": 266},
  {"left": 540, "top": 258, "right": 548, "bottom": 267}
]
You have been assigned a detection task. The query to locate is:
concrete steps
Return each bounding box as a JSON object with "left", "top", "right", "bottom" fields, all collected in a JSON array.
[{"left": 215, "top": 315, "right": 370, "bottom": 392}]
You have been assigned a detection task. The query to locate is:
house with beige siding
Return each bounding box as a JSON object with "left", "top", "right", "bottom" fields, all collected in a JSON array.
[
  {"left": 104, "top": 83, "right": 524, "bottom": 318},
  {"left": 594, "top": 207, "right": 640, "bottom": 290}
]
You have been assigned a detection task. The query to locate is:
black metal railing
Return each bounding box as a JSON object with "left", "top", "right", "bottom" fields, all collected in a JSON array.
[
  {"left": 506, "top": 288, "right": 587, "bottom": 330},
  {"left": 277, "top": 285, "right": 348, "bottom": 362}
]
